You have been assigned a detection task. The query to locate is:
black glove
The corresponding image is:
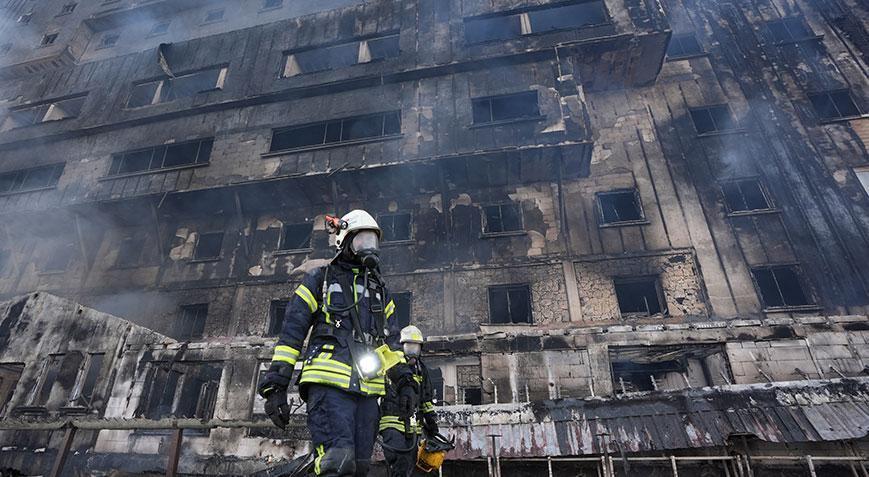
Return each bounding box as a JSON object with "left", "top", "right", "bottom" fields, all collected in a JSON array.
[
  {"left": 422, "top": 413, "right": 439, "bottom": 436},
  {"left": 397, "top": 382, "right": 419, "bottom": 419},
  {"left": 257, "top": 362, "right": 293, "bottom": 429}
]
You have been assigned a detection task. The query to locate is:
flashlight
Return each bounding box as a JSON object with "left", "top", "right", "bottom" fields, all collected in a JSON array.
[{"left": 357, "top": 352, "right": 382, "bottom": 379}]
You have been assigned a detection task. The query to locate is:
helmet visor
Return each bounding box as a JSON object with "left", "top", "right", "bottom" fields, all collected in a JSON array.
[
  {"left": 350, "top": 230, "right": 379, "bottom": 253},
  {"left": 403, "top": 342, "right": 421, "bottom": 357}
]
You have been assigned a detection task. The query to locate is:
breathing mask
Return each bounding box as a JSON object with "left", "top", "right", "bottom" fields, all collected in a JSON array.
[
  {"left": 350, "top": 230, "right": 381, "bottom": 269},
  {"left": 403, "top": 342, "right": 421, "bottom": 358}
]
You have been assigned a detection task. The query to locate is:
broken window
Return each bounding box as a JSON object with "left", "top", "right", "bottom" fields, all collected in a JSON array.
[
  {"left": 42, "top": 240, "right": 75, "bottom": 272},
  {"left": 115, "top": 235, "right": 146, "bottom": 268},
  {"left": 526, "top": 2, "right": 607, "bottom": 32},
  {"left": 282, "top": 33, "right": 400, "bottom": 77},
  {"left": 488, "top": 284, "right": 532, "bottom": 324},
  {"left": 148, "top": 21, "right": 170, "bottom": 37},
  {"left": 809, "top": 90, "right": 861, "bottom": 121},
  {"left": 3, "top": 95, "right": 87, "bottom": 129},
  {"left": 610, "top": 345, "right": 731, "bottom": 395},
  {"left": 269, "top": 111, "right": 401, "bottom": 153},
  {"left": 614, "top": 277, "right": 666, "bottom": 317},
  {"left": 18, "top": 12, "right": 32, "bottom": 24},
  {"left": 40, "top": 33, "right": 58, "bottom": 46},
  {"left": 690, "top": 105, "right": 737, "bottom": 134},
  {"left": 391, "top": 292, "right": 412, "bottom": 329},
  {"left": 194, "top": 232, "right": 223, "bottom": 260},
  {"left": 0, "top": 164, "right": 64, "bottom": 195},
  {"left": 722, "top": 179, "right": 772, "bottom": 213},
  {"left": 68, "top": 353, "right": 105, "bottom": 407},
  {"left": 29, "top": 353, "right": 84, "bottom": 407},
  {"left": 483, "top": 203, "right": 523, "bottom": 234},
  {"left": 267, "top": 299, "right": 289, "bottom": 337},
  {"left": 278, "top": 223, "right": 313, "bottom": 251},
  {"left": 139, "top": 361, "right": 222, "bottom": 420},
  {"left": 766, "top": 17, "right": 814, "bottom": 43},
  {"left": 204, "top": 8, "right": 225, "bottom": 23},
  {"left": 464, "top": 1, "right": 606, "bottom": 44},
  {"left": 31, "top": 355, "right": 64, "bottom": 406},
  {"left": 472, "top": 91, "right": 540, "bottom": 125},
  {"left": 59, "top": 3, "right": 77, "bottom": 15},
  {"left": 263, "top": 0, "right": 283, "bottom": 8},
  {"left": 380, "top": 213, "right": 412, "bottom": 242},
  {"left": 666, "top": 33, "right": 704, "bottom": 59},
  {"left": 107, "top": 138, "right": 213, "bottom": 176},
  {"left": 428, "top": 367, "right": 444, "bottom": 404},
  {"left": 98, "top": 33, "right": 119, "bottom": 49},
  {"left": 127, "top": 66, "right": 227, "bottom": 108},
  {"left": 751, "top": 265, "right": 813, "bottom": 308},
  {"left": 174, "top": 304, "right": 208, "bottom": 340},
  {"left": 456, "top": 365, "right": 482, "bottom": 405},
  {"left": 0, "top": 363, "right": 24, "bottom": 415},
  {"left": 856, "top": 168, "right": 869, "bottom": 197},
  {"left": 597, "top": 189, "right": 644, "bottom": 224}
]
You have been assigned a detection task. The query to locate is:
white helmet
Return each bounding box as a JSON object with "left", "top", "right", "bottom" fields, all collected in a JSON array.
[
  {"left": 332, "top": 210, "right": 381, "bottom": 252},
  {"left": 400, "top": 325, "right": 424, "bottom": 344}
]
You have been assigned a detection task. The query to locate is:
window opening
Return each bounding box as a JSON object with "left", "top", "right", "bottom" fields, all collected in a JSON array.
[{"left": 488, "top": 284, "right": 532, "bottom": 324}]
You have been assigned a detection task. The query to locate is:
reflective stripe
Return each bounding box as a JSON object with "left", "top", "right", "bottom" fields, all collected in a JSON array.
[
  {"left": 421, "top": 401, "right": 436, "bottom": 413},
  {"left": 307, "top": 360, "right": 352, "bottom": 376},
  {"left": 300, "top": 371, "right": 352, "bottom": 387},
  {"left": 295, "top": 285, "right": 318, "bottom": 314},
  {"left": 385, "top": 299, "right": 395, "bottom": 318},
  {"left": 315, "top": 444, "right": 324, "bottom": 475},
  {"left": 272, "top": 345, "right": 301, "bottom": 365},
  {"left": 379, "top": 415, "right": 420, "bottom": 433},
  {"left": 360, "top": 377, "right": 386, "bottom": 395}
]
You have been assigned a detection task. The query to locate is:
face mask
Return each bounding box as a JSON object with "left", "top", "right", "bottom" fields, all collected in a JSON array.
[
  {"left": 350, "top": 230, "right": 380, "bottom": 269},
  {"left": 403, "top": 342, "right": 421, "bottom": 358}
]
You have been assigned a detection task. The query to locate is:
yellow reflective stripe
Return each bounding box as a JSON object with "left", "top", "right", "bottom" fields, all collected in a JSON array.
[
  {"left": 295, "top": 285, "right": 318, "bottom": 314},
  {"left": 379, "top": 416, "right": 419, "bottom": 433},
  {"left": 311, "top": 357, "right": 351, "bottom": 371},
  {"left": 421, "top": 402, "right": 436, "bottom": 413},
  {"left": 271, "top": 345, "right": 301, "bottom": 365},
  {"left": 385, "top": 299, "right": 395, "bottom": 318},
  {"left": 300, "top": 372, "right": 352, "bottom": 387},
  {"left": 315, "top": 444, "right": 324, "bottom": 475},
  {"left": 306, "top": 364, "right": 352, "bottom": 377}
]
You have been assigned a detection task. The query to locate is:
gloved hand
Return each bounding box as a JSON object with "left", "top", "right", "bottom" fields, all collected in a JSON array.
[
  {"left": 257, "top": 362, "right": 293, "bottom": 429},
  {"left": 397, "top": 382, "right": 419, "bottom": 419},
  {"left": 422, "top": 412, "right": 439, "bottom": 436}
]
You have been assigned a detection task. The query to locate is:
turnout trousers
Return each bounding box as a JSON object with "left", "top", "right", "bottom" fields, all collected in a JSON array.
[
  {"left": 307, "top": 384, "right": 380, "bottom": 476},
  {"left": 381, "top": 428, "right": 426, "bottom": 477}
]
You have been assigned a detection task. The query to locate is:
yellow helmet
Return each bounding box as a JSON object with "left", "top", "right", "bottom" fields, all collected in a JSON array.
[{"left": 400, "top": 325, "right": 424, "bottom": 344}]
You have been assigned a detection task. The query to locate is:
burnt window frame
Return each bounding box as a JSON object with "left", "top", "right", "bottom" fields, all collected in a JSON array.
[
  {"left": 40, "top": 33, "right": 59, "bottom": 47},
  {"left": 596, "top": 189, "right": 647, "bottom": 226},
  {"left": 106, "top": 138, "right": 214, "bottom": 178},
  {"left": 721, "top": 178, "right": 776, "bottom": 215},
  {"left": 463, "top": 0, "right": 610, "bottom": 45},
  {"left": 666, "top": 33, "right": 705, "bottom": 60},
  {"left": 203, "top": 8, "right": 226, "bottom": 24},
  {"left": 765, "top": 17, "right": 818, "bottom": 44},
  {"left": 125, "top": 65, "right": 228, "bottom": 109},
  {"left": 808, "top": 90, "right": 863, "bottom": 122},
  {"left": 689, "top": 104, "right": 740, "bottom": 135},
  {"left": 487, "top": 284, "right": 533, "bottom": 325},
  {"left": 66, "top": 352, "right": 106, "bottom": 408},
  {"left": 193, "top": 231, "right": 224, "bottom": 261},
  {"left": 114, "top": 234, "right": 147, "bottom": 269},
  {"left": 267, "top": 299, "right": 290, "bottom": 337},
  {"left": 481, "top": 202, "right": 524, "bottom": 236},
  {"left": 97, "top": 33, "right": 120, "bottom": 49},
  {"left": 613, "top": 276, "right": 668, "bottom": 318},
  {"left": 0, "top": 163, "right": 65, "bottom": 196},
  {"left": 471, "top": 91, "right": 542, "bottom": 127},
  {"left": 136, "top": 360, "right": 223, "bottom": 429},
  {"left": 267, "top": 111, "right": 402, "bottom": 154},
  {"left": 3, "top": 94, "right": 88, "bottom": 130},
  {"left": 456, "top": 364, "right": 483, "bottom": 405},
  {"left": 750, "top": 264, "right": 816, "bottom": 310},
  {"left": 281, "top": 31, "right": 401, "bottom": 78},
  {"left": 174, "top": 304, "right": 209, "bottom": 340},
  {"left": 147, "top": 21, "right": 170, "bottom": 37},
  {"left": 378, "top": 212, "right": 413, "bottom": 244},
  {"left": 277, "top": 222, "right": 314, "bottom": 253}
]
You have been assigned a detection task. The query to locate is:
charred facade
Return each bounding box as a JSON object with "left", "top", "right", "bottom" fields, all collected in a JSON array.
[{"left": 0, "top": 0, "right": 867, "bottom": 475}]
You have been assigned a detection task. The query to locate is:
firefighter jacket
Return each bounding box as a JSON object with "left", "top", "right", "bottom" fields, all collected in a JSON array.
[
  {"left": 379, "top": 358, "right": 436, "bottom": 434},
  {"left": 269, "top": 259, "right": 400, "bottom": 398}
]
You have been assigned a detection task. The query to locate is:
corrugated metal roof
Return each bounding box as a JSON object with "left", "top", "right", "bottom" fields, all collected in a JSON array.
[{"left": 438, "top": 378, "right": 869, "bottom": 459}]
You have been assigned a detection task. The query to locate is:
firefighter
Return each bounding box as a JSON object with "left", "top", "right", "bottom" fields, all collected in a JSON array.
[
  {"left": 257, "top": 210, "right": 418, "bottom": 477},
  {"left": 379, "top": 325, "right": 439, "bottom": 477}
]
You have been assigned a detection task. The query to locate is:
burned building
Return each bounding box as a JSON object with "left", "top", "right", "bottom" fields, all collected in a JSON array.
[{"left": 0, "top": 0, "right": 867, "bottom": 474}]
